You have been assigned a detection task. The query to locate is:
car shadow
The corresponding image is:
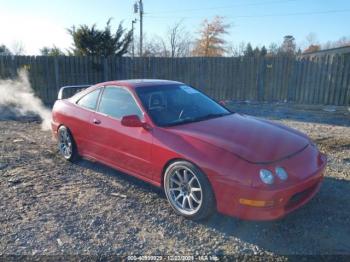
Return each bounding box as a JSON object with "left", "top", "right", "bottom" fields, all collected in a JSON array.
[
  {"left": 200, "top": 177, "right": 350, "bottom": 255},
  {"left": 74, "top": 157, "right": 350, "bottom": 255},
  {"left": 74, "top": 158, "right": 165, "bottom": 197}
]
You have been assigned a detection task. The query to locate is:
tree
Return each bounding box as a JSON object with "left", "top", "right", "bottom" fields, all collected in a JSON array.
[
  {"left": 268, "top": 42, "right": 279, "bottom": 55},
  {"left": 280, "top": 35, "right": 296, "bottom": 55},
  {"left": 192, "top": 16, "right": 230, "bottom": 57},
  {"left": 305, "top": 32, "right": 318, "bottom": 46},
  {"left": 142, "top": 35, "right": 169, "bottom": 57},
  {"left": 226, "top": 42, "right": 246, "bottom": 57},
  {"left": 40, "top": 45, "right": 65, "bottom": 56},
  {"left": 296, "top": 48, "right": 302, "bottom": 56},
  {"left": 168, "top": 21, "right": 192, "bottom": 57},
  {"left": 253, "top": 47, "right": 260, "bottom": 57},
  {"left": 244, "top": 43, "right": 254, "bottom": 57},
  {"left": 303, "top": 44, "right": 321, "bottom": 53},
  {"left": 0, "top": 44, "right": 12, "bottom": 56},
  {"left": 135, "top": 22, "right": 193, "bottom": 57},
  {"left": 11, "top": 41, "right": 25, "bottom": 55},
  {"left": 323, "top": 36, "right": 350, "bottom": 49},
  {"left": 68, "top": 19, "right": 132, "bottom": 57},
  {"left": 260, "top": 46, "right": 267, "bottom": 56}
]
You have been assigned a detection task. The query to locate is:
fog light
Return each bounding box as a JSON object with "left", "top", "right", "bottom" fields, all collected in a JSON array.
[
  {"left": 239, "top": 198, "right": 275, "bottom": 207},
  {"left": 275, "top": 167, "right": 288, "bottom": 181}
]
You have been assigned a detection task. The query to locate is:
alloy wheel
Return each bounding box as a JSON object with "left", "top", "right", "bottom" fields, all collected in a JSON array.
[
  {"left": 165, "top": 166, "right": 203, "bottom": 215},
  {"left": 58, "top": 128, "right": 72, "bottom": 159}
]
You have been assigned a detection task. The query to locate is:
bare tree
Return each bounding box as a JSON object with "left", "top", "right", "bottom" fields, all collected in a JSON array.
[
  {"left": 322, "top": 36, "right": 350, "bottom": 49},
  {"left": 226, "top": 42, "right": 246, "bottom": 57},
  {"left": 11, "top": 41, "right": 25, "bottom": 55},
  {"left": 141, "top": 34, "right": 169, "bottom": 57},
  {"left": 305, "top": 32, "right": 318, "bottom": 46},
  {"left": 133, "top": 22, "right": 192, "bottom": 57},
  {"left": 168, "top": 21, "right": 192, "bottom": 57},
  {"left": 268, "top": 42, "right": 279, "bottom": 55}
]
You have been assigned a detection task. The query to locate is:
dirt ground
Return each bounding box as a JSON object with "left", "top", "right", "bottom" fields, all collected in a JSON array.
[{"left": 0, "top": 103, "right": 350, "bottom": 260}]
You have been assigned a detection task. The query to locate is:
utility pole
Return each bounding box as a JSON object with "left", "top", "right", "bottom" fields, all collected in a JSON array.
[
  {"left": 131, "top": 19, "right": 137, "bottom": 58},
  {"left": 139, "top": 0, "right": 143, "bottom": 57},
  {"left": 133, "top": 0, "right": 143, "bottom": 57}
]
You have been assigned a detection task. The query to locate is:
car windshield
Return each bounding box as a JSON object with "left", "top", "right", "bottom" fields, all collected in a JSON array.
[{"left": 135, "top": 84, "right": 232, "bottom": 127}]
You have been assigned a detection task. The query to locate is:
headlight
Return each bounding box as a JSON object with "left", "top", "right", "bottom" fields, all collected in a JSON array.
[
  {"left": 275, "top": 167, "right": 288, "bottom": 181},
  {"left": 259, "top": 169, "right": 274, "bottom": 185}
]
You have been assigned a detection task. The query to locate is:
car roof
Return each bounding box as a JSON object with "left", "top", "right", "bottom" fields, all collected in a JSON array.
[
  {"left": 71, "top": 79, "right": 183, "bottom": 102},
  {"left": 97, "top": 79, "right": 184, "bottom": 90}
]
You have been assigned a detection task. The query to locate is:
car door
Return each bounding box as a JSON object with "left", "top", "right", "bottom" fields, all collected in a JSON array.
[
  {"left": 68, "top": 88, "right": 102, "bottom": 156},
  {"left": 88, "top": 86, "right": 153, "bottom": 179}
]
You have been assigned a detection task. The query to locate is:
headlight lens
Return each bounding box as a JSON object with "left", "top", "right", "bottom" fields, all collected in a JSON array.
[
  {"left": 275, "top": 167, "right": 288, "bottom": 181},
  {"left": 259, "top": 169, "right": 274, "bottom": 185}
]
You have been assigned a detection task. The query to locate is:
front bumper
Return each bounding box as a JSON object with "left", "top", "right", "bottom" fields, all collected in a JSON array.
[
  {"left": 212, "top": 154, "right": 326, "bottom": 221},
  {"left": 51, "top": 120, "right": 59, "bottom": 139}
]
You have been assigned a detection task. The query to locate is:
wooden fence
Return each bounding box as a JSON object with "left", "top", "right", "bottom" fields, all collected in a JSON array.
[{"left": 0, "top": 55, "right": 349, "bottom": 106}]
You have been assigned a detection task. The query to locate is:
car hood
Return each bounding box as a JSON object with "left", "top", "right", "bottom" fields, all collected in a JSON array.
[{"left": 169, "top": 113, "right": 309, "bottom": 164}]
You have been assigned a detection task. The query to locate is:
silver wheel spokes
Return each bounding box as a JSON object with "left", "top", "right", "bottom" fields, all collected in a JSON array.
[
  {"left": 58, "top": 129, "right": 72, "bottom": 158},
  {"left": 168, "top": 167, "right": 202, "bottom": 215}
]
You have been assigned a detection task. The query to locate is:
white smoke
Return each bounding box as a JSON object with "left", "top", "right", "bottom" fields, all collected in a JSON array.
[{"left": 0, "top": 69, "right": 51, "bottom": 130}]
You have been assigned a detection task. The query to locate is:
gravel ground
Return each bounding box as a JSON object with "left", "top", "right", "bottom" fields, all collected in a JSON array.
[{"left": 0, "top": 104, "right": 349, "bottom": 260}]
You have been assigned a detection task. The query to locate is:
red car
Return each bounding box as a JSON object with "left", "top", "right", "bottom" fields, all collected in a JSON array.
[{"left": 51, "top": 80, "right": 327, "bottom": 221}]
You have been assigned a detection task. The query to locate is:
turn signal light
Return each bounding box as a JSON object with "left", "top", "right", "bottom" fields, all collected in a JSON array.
[{"left": 239, "top": 198, "right": 275, "bottom": 207}]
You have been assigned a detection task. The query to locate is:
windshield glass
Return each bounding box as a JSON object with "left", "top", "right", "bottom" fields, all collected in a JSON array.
[{"left": 135, "top": 84, "right": 231, "bottom": 127}]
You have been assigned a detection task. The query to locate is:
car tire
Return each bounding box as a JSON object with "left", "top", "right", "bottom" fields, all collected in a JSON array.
[
  {"left": 57, "top": 126, "right": 79, "bottom": 162},
  {"left": 164, "top": 161, "right": 215, "bottom": 220}
]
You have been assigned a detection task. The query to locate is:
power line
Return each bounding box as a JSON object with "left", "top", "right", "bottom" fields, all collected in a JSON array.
[
  {"left": 146, "top": 0, "right": 298, "bottom": 15},
  {"left": 144, "top": 9, "right": 350, "bottom": 20},
  {"left": 231, "top": 9, "right": 350, "bottom": 18}
]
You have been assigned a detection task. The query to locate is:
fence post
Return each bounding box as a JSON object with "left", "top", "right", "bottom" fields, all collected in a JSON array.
[
  {"left": 54, "top": 57, "right": 59, "bottom": 91},
  {"left": 257, "top": 57, "right": 265, "bottom": 101},
  {"left": 103, "top": 57, "right": 108, "bottom": 81},
  {"left": 10, "top": 56, "right": 16, "bottom": 78}
]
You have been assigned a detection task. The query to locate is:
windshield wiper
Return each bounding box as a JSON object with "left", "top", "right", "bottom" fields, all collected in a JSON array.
[
  {"left": 165, "top": 112, "right": 231, "bottom": 127},
  {"left": 194, "top": 112, "right": 231, "bottom": 121}
]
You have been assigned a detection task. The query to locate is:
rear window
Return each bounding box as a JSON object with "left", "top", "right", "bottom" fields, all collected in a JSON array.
[{"left": 76, "top": 89, "right": 101, "bottom": 110}]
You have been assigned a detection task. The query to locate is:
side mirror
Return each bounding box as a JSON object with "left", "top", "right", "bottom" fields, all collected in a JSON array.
[{"left": 121, "top": 115, "right": 150, "bottom": 129}]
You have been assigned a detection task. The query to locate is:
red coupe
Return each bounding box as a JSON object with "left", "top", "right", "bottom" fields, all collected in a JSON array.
[{"left": 51, "top": 80, "right": 327, "bottom": 220}]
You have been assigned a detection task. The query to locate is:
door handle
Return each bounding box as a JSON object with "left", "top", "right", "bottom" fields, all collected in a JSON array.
[{"left": 93, "top": 119, "right": 101, "bottom": 125}]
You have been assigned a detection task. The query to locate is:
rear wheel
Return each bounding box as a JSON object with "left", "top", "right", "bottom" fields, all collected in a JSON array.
[
  {"left": 164, "top": 161, "right": 215, "bottom": 220},
  {"left": 57, "top": 126, "right": 79, "bottom": 162}
]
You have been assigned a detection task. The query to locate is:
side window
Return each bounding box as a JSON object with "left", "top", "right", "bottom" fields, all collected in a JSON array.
[
  {"left": 76, "top": 89, "right": 100, "bottom": 110},
  {"left": 98, "top": 87, "right": 143, "bottom": 119}
]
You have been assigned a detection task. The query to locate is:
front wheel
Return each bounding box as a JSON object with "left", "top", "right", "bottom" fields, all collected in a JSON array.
[
  {"left": 57, "top": 126, "right": 79, "bottom": 162},
  {"left": 164, "top": 161, "right": 215, "bottom": 220}
]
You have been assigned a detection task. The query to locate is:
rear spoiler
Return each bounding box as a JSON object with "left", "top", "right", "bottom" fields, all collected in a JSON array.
[{"left": 57, "top": 85, "right": 91, "bottom": 100}]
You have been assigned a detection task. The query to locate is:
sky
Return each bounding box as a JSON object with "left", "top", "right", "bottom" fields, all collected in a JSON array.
[{"left": 0, "top": 0, "right": 349, "bottom": 55}]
